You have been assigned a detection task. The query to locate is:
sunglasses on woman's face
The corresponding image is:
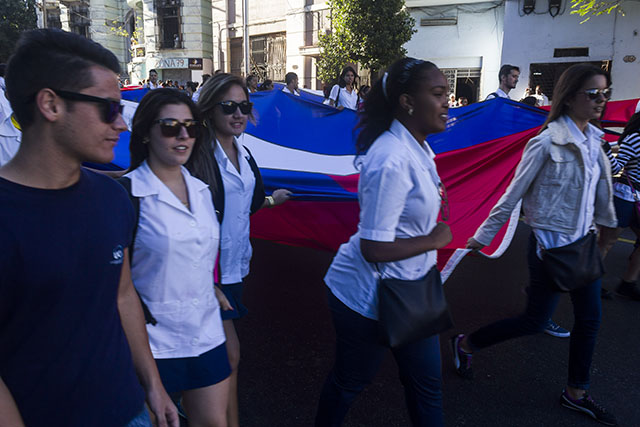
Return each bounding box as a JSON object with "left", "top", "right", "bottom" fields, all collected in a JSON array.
[
  {"left": 153, "top": 118, "right": 201, "bottom": 138},
  {"left": 583, "top": 88, "right": 612, "bottom": 101},
  {"left": 216, "top": 100, "right": 253, "bottom": 115}
]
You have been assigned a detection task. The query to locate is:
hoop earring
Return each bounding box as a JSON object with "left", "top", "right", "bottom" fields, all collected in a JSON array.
[{"left": 408, "top": 107, "right": 414, "bottom": 116}]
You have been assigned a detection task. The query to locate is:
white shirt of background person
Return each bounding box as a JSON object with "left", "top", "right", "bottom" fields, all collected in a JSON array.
[
  {"left": 282, "top": 86, "right": 300, "bottom": 96},
  {"left": 125, "top": 161, "right": 226, "bottom": 359},
  {"left": 214, "top": 138, "right": 256, "bottom": 284},
  {"left": 329, "top": 85, "right": 359, "bottom": 110},
  {"left": 0, "top": 82, "right": 21, "bottom": 167}
]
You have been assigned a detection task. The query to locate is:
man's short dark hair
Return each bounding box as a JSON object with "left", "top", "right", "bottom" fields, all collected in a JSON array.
[
  {"left": 246, "top": 75, "right": 256, "bottom": 85},
  {"left": 149, "top": 69, "right": 157, "bottom": 75},
  {"left": 5, "top": 29, "right": 120, "bottom": 129},
  {"left": 202, "top": 74, "right": 211, "bottom": 83},
  {"left": 498, "top": 64, "right": 519, "bottom": 83},
  {"left": 285, "top": 72, "right": 298, "bottom": 85}
]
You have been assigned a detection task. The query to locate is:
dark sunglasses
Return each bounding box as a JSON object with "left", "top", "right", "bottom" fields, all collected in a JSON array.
[
  {"left": 153, "top": 118, "right": 201, "bottom": 138},
  {"left": 52, "top": 89, "right": 124, "bottom": 123},
  {"left": 583, "top": 88, "right": 612, "bottom": 101},
  {"left": 216, "top": 100, "right": 253, "bottom": 115}
]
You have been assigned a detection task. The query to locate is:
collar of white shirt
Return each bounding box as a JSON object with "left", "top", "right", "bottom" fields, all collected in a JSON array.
[
  {"left": 388, "top": 119, "right": 440, "bottom": 185},
  {"left": 127, "top": 160, "right": 209, "bottom": 210},
  {"left": 214, "top": 137, "right": 250, "bottom": 176}
]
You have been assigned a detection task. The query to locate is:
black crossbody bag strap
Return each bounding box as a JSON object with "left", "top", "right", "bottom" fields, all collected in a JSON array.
[{"left": 117, "top": 176, "right": 157, "bottom": 326}]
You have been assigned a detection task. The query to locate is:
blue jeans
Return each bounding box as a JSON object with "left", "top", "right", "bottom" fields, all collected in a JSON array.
[
  {"left": 315, "top": 289, "right": 443, "bottom": 427},
  {"left": 123, "top": 407, "right": 152, "bottom": 427},
  {"left": 468, "top": 232, "right": 602, "bottom": 390}
]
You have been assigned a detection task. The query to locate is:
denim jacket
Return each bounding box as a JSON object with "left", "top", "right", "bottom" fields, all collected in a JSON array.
[{"left": 474, "top": 117, "right": 617, "bottom": 246}]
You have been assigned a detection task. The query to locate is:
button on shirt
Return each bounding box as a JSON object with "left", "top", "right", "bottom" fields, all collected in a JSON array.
[
  {"left": 324, "top": 120, "right": 442, "bottom": 320},
  {"left": 534, "top": 115, "right": 602, "bottom": 253},
  {"left": 214, "top": 139, "right": 256, "bottom": 284},
  {"left": 126, "top": 161, "right": 225, "bottom": 359}
]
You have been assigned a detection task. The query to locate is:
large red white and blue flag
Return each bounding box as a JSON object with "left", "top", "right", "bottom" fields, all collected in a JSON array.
[{"left": 112, "top": 87, "right": 639, "bottom": 282}]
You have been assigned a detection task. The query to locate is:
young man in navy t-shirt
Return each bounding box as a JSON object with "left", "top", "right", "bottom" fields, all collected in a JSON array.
[{"left": 0, "top": 29, "right": 178, "bottom": 427}]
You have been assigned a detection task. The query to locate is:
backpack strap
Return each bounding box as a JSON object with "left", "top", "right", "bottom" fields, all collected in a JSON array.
[
  {"left": 335, "top": 84, "right": 340, "bottom": 105},
  {"left": 486, "top": 92, "right": 499, "bottom": 100},
  {"left": 117, "top": 176, "right": 157, "bottom": 326},
  {"left": 243, "top": 145, "right": 266, "bottom": 215}
]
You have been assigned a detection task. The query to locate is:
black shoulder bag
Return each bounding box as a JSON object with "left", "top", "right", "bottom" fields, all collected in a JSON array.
[
  {"left": 376, "top": 265, "right": 453, "bottom": 348},
  {"left": 541, "top": 231, "right": 604, "bottom": 292}
]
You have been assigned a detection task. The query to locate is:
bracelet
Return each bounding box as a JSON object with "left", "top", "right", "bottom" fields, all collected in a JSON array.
[{"left": 266, "top": 195, "right": 275, "bottom": 207}]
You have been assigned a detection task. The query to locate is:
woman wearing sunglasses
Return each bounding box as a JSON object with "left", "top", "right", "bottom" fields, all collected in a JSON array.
[
  {"left": 188, "top": 73, "right": 290, "bottom": 427},
  {"left": 599, "top": 111, "right": 640, "bottom": 300},
  {"left": 316, "top": 58, "right": 452, "bottom": 426},
  {"left": 124, "top": 88, "right": 232, "bottom": 426},
  {"left": 456, "top": 64, "right": 618, "bottom": 425}
]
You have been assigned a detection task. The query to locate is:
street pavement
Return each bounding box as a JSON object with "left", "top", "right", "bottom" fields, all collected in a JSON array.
[{"left": 236, "top": 223, "right": 640, "bottom": 426}]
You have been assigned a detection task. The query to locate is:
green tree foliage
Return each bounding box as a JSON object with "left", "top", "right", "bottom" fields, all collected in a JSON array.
[
  {"left": 317, "top": 0, "right": 416, "bottom": 83},
  {"left": 570, "top": 0, "right": 627, "bottom": 22},
  {"left": 0, "top": 0, "right": 37, "bottom": 62}
]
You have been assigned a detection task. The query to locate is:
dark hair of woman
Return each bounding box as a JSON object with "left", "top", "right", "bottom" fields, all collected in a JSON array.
[
  {"left": 187, "top": 73, "right": 253, "bottom": 189},
  {"left": 539, "top": 63, "right": 611, "bottom": 133},
  {"left": 129, "top": 88, "right": 204, "bottom": 171},
  {"left": 619, "top": 111, "right": 640, "bottom": 144},
  {"left": 355, "top": 58, "right": 438, "bottom": 155},
  {"left": 338, "top": 66, "right": 359, "bottom": 88}
]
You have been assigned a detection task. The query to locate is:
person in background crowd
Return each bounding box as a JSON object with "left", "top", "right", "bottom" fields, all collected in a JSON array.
[
  {"left": 246, "top": 75, "right": 258, "bottom": 93},
  {"left": 124, "top": 88, "right": 232, "bottom": 426},
  {"left": 329, "top": 66, "right": 359, "bottom": 110},
  {"left": 147, "top": 69, "right": 161, "bottom": 90},
  {"left": 192, "top": 74, "right": 210, "bottom": 103},
  {"left": 486, "top": 65, "right": 520, "bottom": 100},
  {"left": 315, "top": 57, "right": 452, "bottom": 426},
  {"left": 0, "top": 63, "right": 21, "bottom": 166},
  {"left": 0, "top": 28, "right": 177, "bottom": 427},
  {"left": 534, "top": 85, "right": 550, "bottom": 106},
  {"left": 456, "top": 64, "right": 617, "bottom": 426},
  {"left": 191, "top": 73, "right": 291, "bottom": 427},
  {"left": 599, "top": 111, "right": 640, "bottom": 301},
  {"left": 521, "top": 95, "right": 538, "bottom": 107},
  {"left": 259, "top": 79, "right": 274, "bottom": 91},
  {"left": 357, "top": 85, "right": 370, "bottom": 110},
  {"left": 458, "top": 97, "right": 469, "bottom": 107},
  {"left": 448, "top": 94, "right": 457, "bottom": 108},
  {"left": 282, "top": 72, "right": 300, "bottom": 96}
]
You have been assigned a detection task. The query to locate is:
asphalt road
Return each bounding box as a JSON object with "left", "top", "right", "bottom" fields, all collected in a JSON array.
[{"left": 236, "top": 223, "right": 640, "bottom": 426}]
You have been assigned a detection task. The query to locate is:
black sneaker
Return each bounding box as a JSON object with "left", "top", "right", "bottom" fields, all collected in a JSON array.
[
  {"left": 560, "top": 390, "right": 617, "bottom": 426},
  {"left": 450, "top": 334, "right": 473, "bottom": 379},
  {"left": 616, "top": 281, "right": 640, "bottom": 301}
]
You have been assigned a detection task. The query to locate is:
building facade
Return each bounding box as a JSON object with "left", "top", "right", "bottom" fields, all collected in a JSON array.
[{"left": 211, "top": 0, "right": 330, "bottom": 89}]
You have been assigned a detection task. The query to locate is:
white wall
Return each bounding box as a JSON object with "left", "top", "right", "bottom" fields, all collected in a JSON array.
[
  {"left": 501, "top": 0, "right": 640, "bottom": 101},
  {"left": 404, "top": 1, "right": 505, "bottom": 98}
]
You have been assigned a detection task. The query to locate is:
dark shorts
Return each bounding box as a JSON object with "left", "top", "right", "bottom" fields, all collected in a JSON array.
[
  {"left": 219, "top": 282, "right": 249, "bottom": 320},
  {"left": 613, "top": 196, "right": 640, "bottom": 228},
  {"left": 155, "top": 343, "right": 231, "bottom": 393}
]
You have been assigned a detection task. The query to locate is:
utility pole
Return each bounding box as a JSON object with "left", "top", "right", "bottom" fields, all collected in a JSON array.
[{"left": 243, "top": 0, "right": 249, "bottom": 76}]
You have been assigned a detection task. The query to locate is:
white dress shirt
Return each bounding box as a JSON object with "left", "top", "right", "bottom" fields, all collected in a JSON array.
[
  {"left": 324, "top": 120, "right": 442, "bottom": 320},
  {"left": 282, "top": 87, "right": 300, "bottom": 96},
  {"left": 0, "top": 89, "right": 20, "bottom": 167},
  {"left": 214, "top": 139, "right": 256, "bottom": 284},
  {"left": 329, "top": 85, "right": 359, "bottom": 110},
  {"left": 534, "top": 115, "right": 602, "bottom": 253},
  {"left": 126, "top": 161, "right": 225, "bottom": 359},
  {"left": 486, "top": 88, "right": 510, "bottom": 100}
]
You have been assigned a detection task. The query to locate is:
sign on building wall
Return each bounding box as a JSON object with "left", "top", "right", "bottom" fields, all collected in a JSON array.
[
  {"left": 155, "top": 58, "right": 188, "bottom": 69},
  {"left": 188, "top": 58, "right": 203, "bottom": 70}
]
